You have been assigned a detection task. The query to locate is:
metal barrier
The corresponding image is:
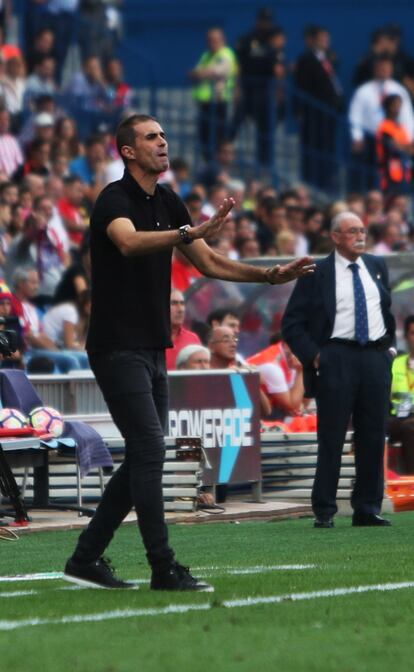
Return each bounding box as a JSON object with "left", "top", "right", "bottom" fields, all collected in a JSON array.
[
  {"left": 19, "top": 79, "right": 387, "bottom": 199},
  {"left": 12, "top": 436, "right": 205, "bottom": 514},
  {"left": 261, "top": 431, "right": 355, "bottom": 501}
]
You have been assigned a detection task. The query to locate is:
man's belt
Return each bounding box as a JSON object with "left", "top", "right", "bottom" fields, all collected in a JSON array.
[{"left": 329, "top": 336, "right": 391, "bottom": 351}]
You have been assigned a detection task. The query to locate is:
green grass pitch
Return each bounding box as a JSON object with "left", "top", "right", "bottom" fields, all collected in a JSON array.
[{"left": 1, "top": 512, "right": 414, "bottom": 672}]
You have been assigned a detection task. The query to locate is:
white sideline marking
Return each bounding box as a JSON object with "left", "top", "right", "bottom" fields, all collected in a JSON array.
[
  {"left": 0, "top": 565, "right": 315, "bottom": 585},
  {"left": 212, "top": 565, "right": 316, "bottom": 575},
  {"left": 0, "top": 581, "right": 413, "bottom": 630},
  {"left": 0, "top": 590, "right": 37, "bottom": 598},
  {"left": 0, "top": 572, "right": 63, "bottom": 583},
  {"left": 192, "top": 564, "right": 315, "bottom": 572}
]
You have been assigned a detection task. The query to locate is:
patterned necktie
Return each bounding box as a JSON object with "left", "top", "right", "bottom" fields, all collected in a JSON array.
[{"left": 349, "top": 263, "right": 369, "bottom": 345}]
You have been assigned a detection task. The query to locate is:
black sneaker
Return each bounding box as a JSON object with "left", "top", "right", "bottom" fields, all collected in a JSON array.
[
  {"left": 63, "top": 556, "right": 136, "bottom": 589},
  {"left": 151, "top": 562, "right": 213, "bottom": 592}
]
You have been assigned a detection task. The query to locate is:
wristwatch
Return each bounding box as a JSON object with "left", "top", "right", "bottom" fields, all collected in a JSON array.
[{"left": 178, "top": 225, "right": 193, "bottom": 245}]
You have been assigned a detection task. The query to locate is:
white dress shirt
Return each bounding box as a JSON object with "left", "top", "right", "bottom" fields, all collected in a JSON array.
[
  {"left": 331, "top": 251, "right": 386, "bottom": 341},
  {"left": 349, "top": 78, "right": 414, "bottom": 142}
]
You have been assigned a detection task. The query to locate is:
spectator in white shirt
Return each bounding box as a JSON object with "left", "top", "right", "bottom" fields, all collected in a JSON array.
[
  {"left": 12, "top": 265, "right": 89, "bottom": 373},
  {"left": 42, "top": 290, "right": 90, "bottom": 367},
  {"left": 0, "top": 107, "right": 23, "bottom": 177},
  {"left": 349, "top": 55, "right": 414, "bottom": 189}
]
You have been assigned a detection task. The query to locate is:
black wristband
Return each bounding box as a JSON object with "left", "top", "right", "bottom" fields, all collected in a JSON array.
[{"left": 179, "top": 225, "right": 193, "bottom": 245}]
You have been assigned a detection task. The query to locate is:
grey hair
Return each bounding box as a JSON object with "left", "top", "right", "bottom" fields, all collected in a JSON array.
[
  {"left": 331, "top": 211, "right": 362, "bottom": 233},
  {"left": 11, "top": 266, "right": 37, "bottom": 290}
]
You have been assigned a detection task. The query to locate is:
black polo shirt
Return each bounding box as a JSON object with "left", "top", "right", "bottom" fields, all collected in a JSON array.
[{"left": 86, "top": 170, "right": 192, "bottom": 352}]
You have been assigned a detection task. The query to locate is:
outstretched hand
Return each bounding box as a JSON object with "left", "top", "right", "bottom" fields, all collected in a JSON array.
[
  {"left": 191, "top": 198, "right": 235, "bottom": 241},
  {"left": 266, "top": 256, "right": 315, "bottom": 285}
]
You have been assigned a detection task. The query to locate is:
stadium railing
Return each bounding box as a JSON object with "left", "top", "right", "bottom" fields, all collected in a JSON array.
[
  {"left": 18, "top": 78, "right": 391, "bottom": 200},
  {"left": 13, "top": 434, "right": 206, "bottom": 514}
]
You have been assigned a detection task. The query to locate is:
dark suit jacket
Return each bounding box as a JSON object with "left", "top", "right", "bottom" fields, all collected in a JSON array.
[
  {"left": 294, "top": 50, "right": 342, "bottom": 109},
  {"left": 281, "top": 252, "right": 396, "bottom": 397}
]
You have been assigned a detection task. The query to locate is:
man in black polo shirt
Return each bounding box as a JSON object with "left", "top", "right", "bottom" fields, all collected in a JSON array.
[{"left": 63, "top": 113, "right": 314, "bottom": 592}]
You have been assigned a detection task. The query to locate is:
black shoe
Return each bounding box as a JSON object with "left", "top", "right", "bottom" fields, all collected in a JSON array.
[
  {"left": 151, "top": 562, "right": 214, "bottom": 592},
  {"left": 314, "top": 516, "right": 334, "bottom": 528},
  {"left": 63, "top": 556, "right": 136, "bottom": 589},
  {"left": 352, "top": 513, "right": 391, "bottom": 527}
]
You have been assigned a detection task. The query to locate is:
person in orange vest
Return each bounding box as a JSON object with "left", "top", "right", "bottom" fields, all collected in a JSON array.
[{"left": 376, "top": 94, "right": 414, "bottom": 196}]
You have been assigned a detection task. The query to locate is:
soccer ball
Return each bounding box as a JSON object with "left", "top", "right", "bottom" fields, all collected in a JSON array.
[
  {"left": 29, "top": 406, "right": 64, "bottom": 437},
  {"left": 0, "top": 407, "right": 29, "bottom": 429}
]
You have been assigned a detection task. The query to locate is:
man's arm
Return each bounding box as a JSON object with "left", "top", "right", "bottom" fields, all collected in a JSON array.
[
  {"left": 281, "top": 274, "right": 320, "bottom": 366},
  {"left": 106, "top": 199, "right": 235, "bottom": 257},
  {"left": 180, "top": 237, "right": 314, "bottom": 285},
  {"left": 107, "top": 196, "right": 314, "bottom": 283}
]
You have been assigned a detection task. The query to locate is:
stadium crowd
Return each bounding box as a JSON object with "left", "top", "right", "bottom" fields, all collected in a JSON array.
[{"left": 0, "top": 2, "right": 413, "bottom": 459}]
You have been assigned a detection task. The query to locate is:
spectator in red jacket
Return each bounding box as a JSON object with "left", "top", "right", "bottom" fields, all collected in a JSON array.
[{"left": 165, "top": 288, "right": 201, "bottom": 370}]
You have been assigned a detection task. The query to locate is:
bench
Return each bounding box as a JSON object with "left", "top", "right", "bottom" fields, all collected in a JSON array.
[{"left": 13, "top": 435, "right": 206, "bottom": 514}]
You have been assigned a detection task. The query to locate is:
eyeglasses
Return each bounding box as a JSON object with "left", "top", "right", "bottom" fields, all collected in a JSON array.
[
  {"left": 339, "top": 227, "right": 367, "bottom": 236},
  {"left": 170, "top": 300, "right": 185, "bottom": 306}
]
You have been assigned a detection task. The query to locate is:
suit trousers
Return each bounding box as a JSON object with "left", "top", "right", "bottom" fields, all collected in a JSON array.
[
  {"left": 72, "top": 349, "right": 174, "bottom": 571},
  {"left": 312, "top": 341, "right": 392, "bottom": 517}
]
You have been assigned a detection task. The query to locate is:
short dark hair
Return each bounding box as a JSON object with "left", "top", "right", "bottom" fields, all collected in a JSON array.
[
  {"left": 116, "top": 114, "right": 157, "bottom": 165},
  {"left": 261, "top": 196, "right": 281, "bottom": 215},
  {"left": 207, "top": 306, "right": 240, "bottom": 326},
  {"left": 383, "top": 93, "right": 402, "bottom": 114},
  {"left": 184, "top": 192, "right": 202, "bottom": 204},
  {"left": 404, "top": 315, "right": 414, "bottom": 336},
  {"left": 63, "top": 174, "right": 83, "bottom": 187}
]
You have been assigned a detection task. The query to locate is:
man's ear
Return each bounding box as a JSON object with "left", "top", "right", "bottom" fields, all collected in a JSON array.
[
  {"left": 121, "top": 145, "right": 135, "bottom": 162},
  {"left": 331, "top": 230, "right": 340, "bottom": 245}
]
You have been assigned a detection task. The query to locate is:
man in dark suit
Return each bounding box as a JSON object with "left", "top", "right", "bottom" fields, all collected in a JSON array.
[
  {"left": 294, "top": 26, "right": 343, "bottom": 190},
  {"left": 282, "top": 211, "right": 395, "bottom": 528}
]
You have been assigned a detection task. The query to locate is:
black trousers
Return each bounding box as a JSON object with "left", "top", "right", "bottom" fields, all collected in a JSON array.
[
  {"left": 312, "top": 341, "right": 392, "bottom": 518},
  {"left": 299, "top": 106, "right": 337, "bottom": 191},
  {"left": 231, "top": 85, "right": 275, "bottom": 167},
  {"left": 72, "top": 349, "right": 174, "bottom": 571},
  {"left": 198, "top": 102, "right": 229, "bottom": 161}
]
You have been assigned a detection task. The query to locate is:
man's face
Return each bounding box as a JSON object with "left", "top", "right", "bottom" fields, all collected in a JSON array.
[
  {"left": 36, "top": 30, "right": 54, "bottom": 52},
  {"left": 218, "top": 143, "right": 235, "bottom": 166},
  {"left": 66, "top": 180, "right": 84, "bottom": 205},
  {"left": 220, "top": 313, "right": 240, "bottom": 336},
  {"left": 86, "top": 142, "right": 106, "bottom": 166},
  {"left": 0, "top": 299, "right": 11, "bottom": 317},
  {"left": 2, "top": 184, "right": 19, "bottom": 204},
  {"left": 207, "top": 29, "right": 224, "bottom": 52},
  {"left": 170, "top": 290, "right": 185, "bottom": 327},
  {"left": 267, "top": 206, "right": 287, "bottom": 232},
  {"left": 38, "top": 58, "right": 55, "bottom": 79},
  {"left": 331, "top": 216, "right": 367, "bottom": 260},
  {"left": 384, "top": 223, "right": 401, "bottom": 246},
  {"left": 35, "top": 198, "right": 54, "bottom": 220},
  {"left": 186, "top": 351, "right": 211, "bottom": 370},
  {"left": 375, "top": 60, "right": 393, "bottom": 81},
  {"left": 21, "top": 270, "right": 40, "bottom": 299},
  {"left": 209, "top": 326, "right": 238, "bottom": 361},
  {"left": 125, "top": 121, "right": 169, "bottom": 175},
  {"left": 366, "top": 191, "right": 383, "bottom": 213},
  {"left": 33, "top": 143, "right": 51, "bottom": 167},
  {"left": 405, "top": 324, "right": 414, "bottom": 356},
  {"left": 315, "top": 30, "right": 330, "bottom": 51},
  {"left": 85, "top": 57, "right": 102, "bottom": 81},
  {"left": 106, "top": 59, "right": 123, "bottom": 82}
]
